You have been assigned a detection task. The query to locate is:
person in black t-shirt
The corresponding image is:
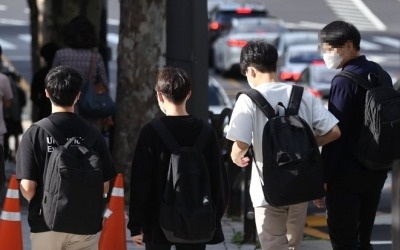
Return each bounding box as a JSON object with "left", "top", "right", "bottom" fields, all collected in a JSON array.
[
  {"left": 16, "top": 66, "right": 116, "bottom": 250},
  {"left": 127, "top": 67, "right": 229, "bottom": 250}
]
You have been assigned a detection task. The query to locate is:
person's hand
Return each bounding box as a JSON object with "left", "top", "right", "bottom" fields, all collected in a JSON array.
[
  {"left": 235, "top": 156, "right": 250, "bottom": 167},
  {"left": 313, "top": 198, "right": 325, "bottom": 208},
  {"left": 132, "top": 234, "right": 144, "bottom": 247}
]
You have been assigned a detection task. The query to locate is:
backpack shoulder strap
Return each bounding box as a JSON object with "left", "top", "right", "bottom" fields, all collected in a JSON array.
[
  {"left": 333, "top": 70, "right": 370, "bottom": 90},
  {"left": 82, "top": 127, "right": 99, "bottom": 148},
  {"left": 150, "top": 119, "right": 180, "bottom": 152},
  {"left": 237, "top": 89, "right": 276, "bottom": 119},
  {"left": 193, "top": 121, "right": 211, "bottom": 151},
  {"left": 34, "top": 118, "right": 66, "bottom": 146},
  {"left": 286, "top": 85, "right": 304, "bottom": 115}
]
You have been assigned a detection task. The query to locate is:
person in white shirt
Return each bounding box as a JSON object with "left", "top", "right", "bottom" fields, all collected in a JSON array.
[{"left": 226, "top": 40, "right": 341, "bottom": 250}]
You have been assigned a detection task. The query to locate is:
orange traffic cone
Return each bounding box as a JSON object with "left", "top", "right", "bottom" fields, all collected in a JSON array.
[
  {"left": 99, "top": 173, "right": 127, "bottom": 250},
  {"left": 0, "top": 175, "right": 23, "bottom": 250}
]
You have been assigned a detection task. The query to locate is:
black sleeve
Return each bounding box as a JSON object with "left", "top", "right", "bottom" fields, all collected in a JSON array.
[
  {"left": 127, "top": 125, "right": 156, "bottom": 236},
  {"left": 206, "top": 127, "right": 229, "bottom": 219}
]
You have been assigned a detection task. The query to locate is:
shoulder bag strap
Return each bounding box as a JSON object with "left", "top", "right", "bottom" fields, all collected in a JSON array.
[
  {"left": 236, "top": 89, "right": 276, "bottom": 119},
  {"left": 333, "top": 71, "right": 370, "bottom": 90},
  {"left": 34, "top": 118, "right": 67, "bottom": 146},
  {"left": 193, "top": 121, "right": 211, "bottom": 151},
  {"left": 87, "top": 52, "right": 97, "bottom": 82},
  {"left": 286, "top": 85, "right": 304, "bottom": 115},
  {"left": 150, "top": 119, "right": 180, "bottom": 152}
]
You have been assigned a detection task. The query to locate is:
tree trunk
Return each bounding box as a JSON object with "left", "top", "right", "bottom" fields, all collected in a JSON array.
[{"left": 113, "top": 0, "right": 166, "bottom": 181}]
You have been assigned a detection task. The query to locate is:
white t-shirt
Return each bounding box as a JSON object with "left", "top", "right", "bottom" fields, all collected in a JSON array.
[{"left": 226, "top": 82, "right": 338, "bottom": 207}]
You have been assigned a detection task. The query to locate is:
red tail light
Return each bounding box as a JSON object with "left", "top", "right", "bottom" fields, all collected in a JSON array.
[
  {"left": 307, "top": 88, "right": 322, "bottom": 98},
  {"left": 209, "top": 21, "right": 220, "bottom": 30},
  {"left": 280, "top": 72, "right": 293, "bottom": 81},
  {"left": 292, "top": 72, "right": 301, "bottom": 81},
  {"left": 236, "top": 8, "right": 252, "bottom": 14},
  {"left": 227, "top": 39, "right": 248, "bottom": 47},
  {"left": 311, "top": 60, "right": 325, "bottom": 65}
]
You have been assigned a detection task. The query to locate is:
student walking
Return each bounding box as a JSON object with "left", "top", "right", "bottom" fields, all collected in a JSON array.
[
  {"left": 226, "top": 40, "right": 340, "bottom": 250},
  {"left": 318, "top": 20, "right": 393, "bottom": 250},
  {"left": 16, "top": 66, "right": 116, "bottom": 250},
  {"left": 127, "top": 67, "right": 229, "bottom": 250}
]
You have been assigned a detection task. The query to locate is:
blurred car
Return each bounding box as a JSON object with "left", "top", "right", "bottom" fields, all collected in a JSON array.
[
  {"left": 209, "top": 76, "right": 233, "bottom": 115},
  {"left": 208, "top": 2, "right": 269, "bottom": 66},
  {"left": 296, "top": 61, "right": 340, "bottom": 99},
  {"left": 208, "top": 2, "right": 269, "bottom": 44},
  {"left": 277, "top": 43, "right": 322, "bottom": 82},
  {"left": 275, "top": 30, "right": 319, "bottom": 57},
  {"left": 208, "top": 76, "right": 233, "bottom": 135},
  {"left": 213, "top": 17, "right": 286, "bottom": 75}
]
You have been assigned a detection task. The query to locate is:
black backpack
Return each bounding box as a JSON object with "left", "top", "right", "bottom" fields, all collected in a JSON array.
[
  {"left": 333, "top": 64, "right": 400, "bottom": 170},
  {"left": 150, "top": 119, "right": 216, "bottom": 243},
  {"left": 35, "top": 118, "right": 105, "bottom": 234},
  {"left": 237, "top": 85, "right": 324, "bottom": 206},
  {"left": 3, "top": 72, "right": 26, "bottom": 122}
]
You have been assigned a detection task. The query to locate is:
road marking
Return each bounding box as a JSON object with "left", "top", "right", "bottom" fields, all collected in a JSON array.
[
  {"left": 373, "top": 36, "right": 400, "bottom": 49},
  {"left": 0, "top": 38, "right": 17, "bottom": 50},
  {"left": 324, "top": 0, "right": 386, "bottom": 31},
  {"left": 0, "top": 4, "right": 7, "bottom": 11},
  {"left": 351, "top": 0, "right": 386, "bottom": 31},
  {"left": 303, "top": 227, "right": 330, "bottom": 240},
  {"left": 107, "top": 33, "right": 119, "bottom": 45},
  {"left": 0, "top": 18, "right": 28, "bottom": 26}
]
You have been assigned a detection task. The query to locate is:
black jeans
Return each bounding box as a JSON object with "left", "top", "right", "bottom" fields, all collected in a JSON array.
[
  {"left": 325, "top": 169, "right": 388, "bottom": 250},
  {"left": 145, "top": 243, "right": 206, "bottom": 250}
]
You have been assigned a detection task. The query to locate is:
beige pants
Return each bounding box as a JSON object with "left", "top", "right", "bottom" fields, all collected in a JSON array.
[
  {"left": 254, "top": 202, "right": 308, "bottom": 250},
  {"left": 31, "top": 231, "right": 98, "bottom": 250}
]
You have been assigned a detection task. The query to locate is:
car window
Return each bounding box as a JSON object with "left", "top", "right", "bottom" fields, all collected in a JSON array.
[
  {"left": 232, "top": 22, "right": 283, "bottom": 33},
  {"left": 289, "top": 51, "right": 321, "bottom": 63},
  {"left": 209, "top": 85, "right": 226, "bottom": 106},
  {"left": 313, "top": 69, "right": 338, "bottom": 84}
]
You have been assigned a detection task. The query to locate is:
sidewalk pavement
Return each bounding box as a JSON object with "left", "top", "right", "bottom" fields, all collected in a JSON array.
[{"left": 4, "top": 160, "right": 332, "bottom": 250}]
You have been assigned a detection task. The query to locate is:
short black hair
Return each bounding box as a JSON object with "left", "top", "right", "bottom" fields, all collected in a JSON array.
[
  {"left": 319, "top": 20, "right": 361, "bottom": 50},
  {"left": 63, "top": 16, "right": 98, "bottom": 49},
  {"left": 155, "top": 67, "right": 191, "bottom": 104},
  {"left": 240, "top": 40, "right": 278, "bottom": 75},
  {"left": 40, "top": 42, "right": 59, "bottom": 65},
  {"left": 45, "top": 66, "right": 82, "bottom": 107}
]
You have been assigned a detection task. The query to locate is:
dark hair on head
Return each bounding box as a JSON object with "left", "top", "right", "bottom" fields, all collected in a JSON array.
[
  {"left": 64, "top": 16, "right": 98, "bottom": 49},
  {"left": 240, "top": 40, "right": 278, "bottom": 75},
  {"left": 320, "top": 20, "right": 361, "bottom": 50},
  {"left": 155, "top": 67, "right": 191, "bottom": 104},
  {"left": 45, "top": 65, "right": 83, "bottom": 106},
  {"left": 40, "top": 42, "right": 59, "bottom": 65}
]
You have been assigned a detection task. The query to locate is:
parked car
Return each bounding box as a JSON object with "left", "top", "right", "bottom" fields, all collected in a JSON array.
[
  {"left": 213, "top": 17, "right": 286, "bottom": 75},
  {"left": 208, "top": 2, "right": 269, "bottom": 66},
  {"left": 296, "top": 61, "right": 339, "bottom": 99},
  {"left": 275, "top": 30, "right": 319, "bottom": 57},
  {"left": 208, "top": 76, "right": 233, "bottom": 135},
  {"left": 209, "top": 76, "right": 233, "bottom": 115},
  {"left": 277, "top": 43, "right": 322, "bottom": 82}
]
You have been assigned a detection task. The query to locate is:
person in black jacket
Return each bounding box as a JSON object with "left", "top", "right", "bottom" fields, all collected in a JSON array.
[
  {"left": 127, "top": 67, "right": 229, "bottom": 250},
  {"left": 318, "top": 20, "right": 393, "bottom": 250}
]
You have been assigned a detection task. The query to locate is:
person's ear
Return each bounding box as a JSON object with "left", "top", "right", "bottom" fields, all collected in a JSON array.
[
  {"left": 157, "top": 91, "right": 164, "bottom": 102},
  {"left": 249, "top": 67, "right": 256, "bottom": 78},
  {"left": 45, "top": 89, "right": 50, "bottom": 98},
  {"left": 186, "top": 90, "right": 192, "bottom": 101}
]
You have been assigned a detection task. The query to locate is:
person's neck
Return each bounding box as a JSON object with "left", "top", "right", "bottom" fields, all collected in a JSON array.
[
  {"left": 164, "top": 103, "right": 189, "bottom": 116},
  {"left": 51, "top": 105, "right": 75, "bottom": 113},
  {"left": 252, "top": 72, "right": 278, "bottom": 87}
]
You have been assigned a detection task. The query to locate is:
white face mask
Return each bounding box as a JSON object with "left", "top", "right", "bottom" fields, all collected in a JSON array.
[{"left": 323, "top": 52, "right": 342, "bottom": 69}]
